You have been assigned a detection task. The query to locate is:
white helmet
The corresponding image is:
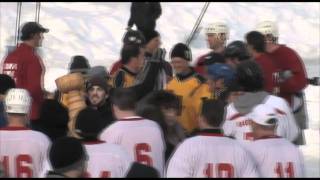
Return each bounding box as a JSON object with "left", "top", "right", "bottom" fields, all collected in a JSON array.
[
  {"left": 205, "top": 22, "right": 229, "bottom": 39},
  {"left": 5, "top": 88, "right": 32, "bottom": 114},
  {"left": 256, "top": 21, "right": 279, "bottom": 37}
]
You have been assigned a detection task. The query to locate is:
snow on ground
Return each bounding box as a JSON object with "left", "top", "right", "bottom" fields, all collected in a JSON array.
[{"left": 1, "top": 2, "right": 319, "bottom": 177}]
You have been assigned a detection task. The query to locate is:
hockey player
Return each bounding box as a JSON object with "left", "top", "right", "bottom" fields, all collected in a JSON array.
[
  {"left": 245, "top": 103, "right": 305, "bottom": 177},
  {"left": 256, "top": 20, "right": 309, "bottom": 145},
  {"left": 194, "top": 22, "right": 229, "bottom": 76},
  {"left": 74, "top": 107, "right": 133, "bottom": 178},
  {"left": 222, "top": 61, "right": 299, "bottom": 144},
  {"left": 0, "top": 88, "right": 51, "bottom": 178},
  {"left": 166, "top": 43, "right": 211, "bottom": 133},
  {"left": 166, "top": 99, "right": 259, "bottom": 177},
  {"left": 100, "top": 88, "right": 165, "bottom": 176}
]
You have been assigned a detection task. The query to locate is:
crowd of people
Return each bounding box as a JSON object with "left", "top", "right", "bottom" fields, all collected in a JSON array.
[{"left": 0, "top": 3, "right": 310, "bottom": 178}]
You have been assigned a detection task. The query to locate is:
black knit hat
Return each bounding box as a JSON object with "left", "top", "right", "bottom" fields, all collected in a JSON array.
[
  {"left": 126, "top": 162, "right": 160, "bottom": 178},
  {"left": 86, "top": 76, "right": 110, "bottom": 92},
  {"left": 49, "top": 137, "right": 88, "bottom": 173},
  {"left": 143, "top": 30, "right": 160, "bottom": 44},
  {"left": 75, "top": 107, "right": 105, "bottom": 139},
  {"left": 170, "top": 43, "right": 192, "bottom": 61},
  {"left": 69, "top": 55, "right": 91, "bottom": 74},
  {"left": 0, "top": 74, "right": 15, "bottom": 95}
]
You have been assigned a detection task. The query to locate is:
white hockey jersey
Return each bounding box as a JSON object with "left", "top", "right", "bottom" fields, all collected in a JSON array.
[
  {"left": 83, "top": 141, "right": 133, "bottom": 178},
  {"left": 245, "top": 136, "right": 305, "bottom": 177},
  {"left": 100, "top": 116, "right": 165, "bottom": 176},
  {"left": 223, "top": 94, "right": 299, "bottom": 144},
  {"left": 166, "top": 129, "right": 259, "bottom": 178},
  {"left": 0, "top": 127, "right": 51, "bottom": 178}
]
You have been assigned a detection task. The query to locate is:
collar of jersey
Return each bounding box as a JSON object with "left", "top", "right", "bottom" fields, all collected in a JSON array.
[
  {"left": 254, "top": 135, "right": 281, "bottom": 141},
  {"left": 118, "top": 116, "right": 144, "bottom": 121},
  {"left": 0, "top": 126, "right": 31, "bottom": 131},
  {"left": 121, "top": 66, "right": 138, "bottom": 76},
  {"left": 83, "top": 140, "right": 106, "bottom": 145},
  {"left": 175, "top": 68, "right": 196, "bottom": 81},
  {"left": 197, "top": 128, "right": 224, "bottom": 137}
]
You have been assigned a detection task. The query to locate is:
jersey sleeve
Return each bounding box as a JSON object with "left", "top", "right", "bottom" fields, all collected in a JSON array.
[
  {"left": 222, "top": 105, "right": 236, "bottom": 137},
  {"left": 38, "top": 135, "right": 52, "bottom": 178},
  {"left": 275, "top": 99, "right": 299, "bottom": 142}
]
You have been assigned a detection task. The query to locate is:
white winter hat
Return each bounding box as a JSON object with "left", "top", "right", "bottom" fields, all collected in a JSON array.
[
  {"left": 5, "top": 88, "right": 32, "bottom": 114},
  {"left": 247, "top": 104, "right": 278, "bottom": 126}
]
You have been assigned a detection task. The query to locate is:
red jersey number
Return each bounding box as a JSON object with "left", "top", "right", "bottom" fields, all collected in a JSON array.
[
  {"left": 275, "top": 162, "right": 295, "bottom": 177},
  {"left": 1, "top": 154, "right": 33, "bottom": 177},
  {"left": 135, "top": 143, "right": 153, "bottom": 166},
  {"left": 204, "top": 163, "right": 234, "bottom": 178}
]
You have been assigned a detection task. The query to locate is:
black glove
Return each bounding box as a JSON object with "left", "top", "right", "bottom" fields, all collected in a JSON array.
[{"left": 150, "top": 48, "right": 166, "bottom": 62}]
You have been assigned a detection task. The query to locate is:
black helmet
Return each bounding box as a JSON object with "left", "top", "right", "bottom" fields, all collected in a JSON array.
[
  {"left": 122, "top": 29, "right": 146, "bottom": 46},
  {"left": 224, "top": 40, "right": 250, "bottom": 60},
  {"left": 236, "top": 60, "right": 264, "bottom": 92}
]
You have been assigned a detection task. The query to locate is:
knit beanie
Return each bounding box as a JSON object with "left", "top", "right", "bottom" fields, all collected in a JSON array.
[
  {"left": 143, "top": 30, "right": 160, "bottom": 44},
  {"left": 0, "top": 74, "right": 15, "bottom": 95},
  {"left": 87, "top": 66, "right": 110, "bottom": 80},
  {"left": 74, "top": 107, "right": 105, "bottom": 139},
  {"left": 69, "top": 55, "right": 91, "bottom": 74},
  {"left": 86, "top": 76, "right": 110, "bottom": 92},
  {"left": 170, "top": 43, "right": 192, "bottom": 61},
  {"left": 49, "top": 137, "right": 88, "bottom": 173}
]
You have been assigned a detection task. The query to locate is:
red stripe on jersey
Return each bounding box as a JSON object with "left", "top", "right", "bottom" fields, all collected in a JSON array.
[
  {"left": 275, "top": 108, "right": 286, "bottom": 115},
  {"left": 228, "top": 113, "right": 243, "bottom": 121},
  {"left": 198, "top": 133, "right": 224, "bottom": 137},
  {"left": 0, "top": 126, "right": 31, "bottom": 131},
  {"left": 255, "top": 135, "right": 281, "bottom": 140},
  {"left": 83, "top": 140, "right": 106, "bottom": 145},
  {"left": 118, "top": 117, "right": 144, "bottom": 121}
]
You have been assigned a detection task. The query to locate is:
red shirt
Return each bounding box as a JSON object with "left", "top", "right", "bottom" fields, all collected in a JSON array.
[
  {"left": 268, "top": 45, "right": 308, "bottom": 105},
  {"left": 2, "top": 43, "right": 45, "bottom": 120},
  {"left": 194, "top": 52, "right": 211, "bottom": 76},
  {"left": 110, "top": 60, "right": 123, "bottom": 76},
  {"left": 255, "top": 53, "right": 279, "bottom": 94}
]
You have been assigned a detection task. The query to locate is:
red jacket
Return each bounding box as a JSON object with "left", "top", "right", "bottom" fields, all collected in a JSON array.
[
  {"left": 194, "top": 52, "right": 211, "bottom": 76},
  {"left": 255, "top": 53, "right": 279, "bottom": 94},
  {"left": 1, "top": 43, "right": 45, "bottom": 120},
  {"left": 110, "top": 60, "right": 123, "bottom": 76},
  {"left": 268, "top": 45, "right": 308, "bottom": 105}
]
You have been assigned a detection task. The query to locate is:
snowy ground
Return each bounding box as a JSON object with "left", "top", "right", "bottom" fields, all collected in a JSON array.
[{"left": 1, "top": 2, "right": 320, "bottom": 177}]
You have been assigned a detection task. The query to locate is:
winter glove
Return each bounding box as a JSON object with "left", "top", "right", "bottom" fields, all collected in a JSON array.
[{"left": 150, "top": 48, "right": 166, "bottom": 63}]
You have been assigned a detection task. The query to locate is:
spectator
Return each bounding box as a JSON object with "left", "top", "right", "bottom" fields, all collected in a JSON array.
[
  {"left": 224, "top": 40, "right": 251, "bottom": 69},
  {"left": 245, "top": 104, "right": 305, "bottom": 177},
  {"left": 206, "top": 63, "right": 235, "bottom": 100},
  {"left": 135, "top": 30, "right": 173, "bottom": 90},
  {"left": 127, "top": 2, "right": 162, "bottom": 33},
  {"left": 112, "top": 44, "right": 145, "bottom": 88},
  {"left": 0, "top": 74, "right": 15, "bottom": 128},
  {"left": 46, "top": 137, "right": 88, "bottom": 178},
  {"left": 166, "top": 43, "right": 211, "bottom": 133},
  {"left": 1, "top": 22, "right": 49, "bottom": 129},
  {"left": 194, "top": 22, "right": 229, "bottom": 76},
  {"left": 256, "top": 20, "right": 309, "bottom": 145},
  {"left": 0, "top": 88, "right": 51, "bottom": 178},
  {"left": 57, "top": 55, "right": 91, "bottom": 107},
  {"left": 245, "top": 31, "right": 279, "bottom": 94},
  {"left": 85, "top": 76, "right": 114, "bottom": 128},
  {"left": 222, "top": 61, "right": 299, "bottom": 144},
  {"left": 110, "top": 29, "right": 146, "bottom": 76}
]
